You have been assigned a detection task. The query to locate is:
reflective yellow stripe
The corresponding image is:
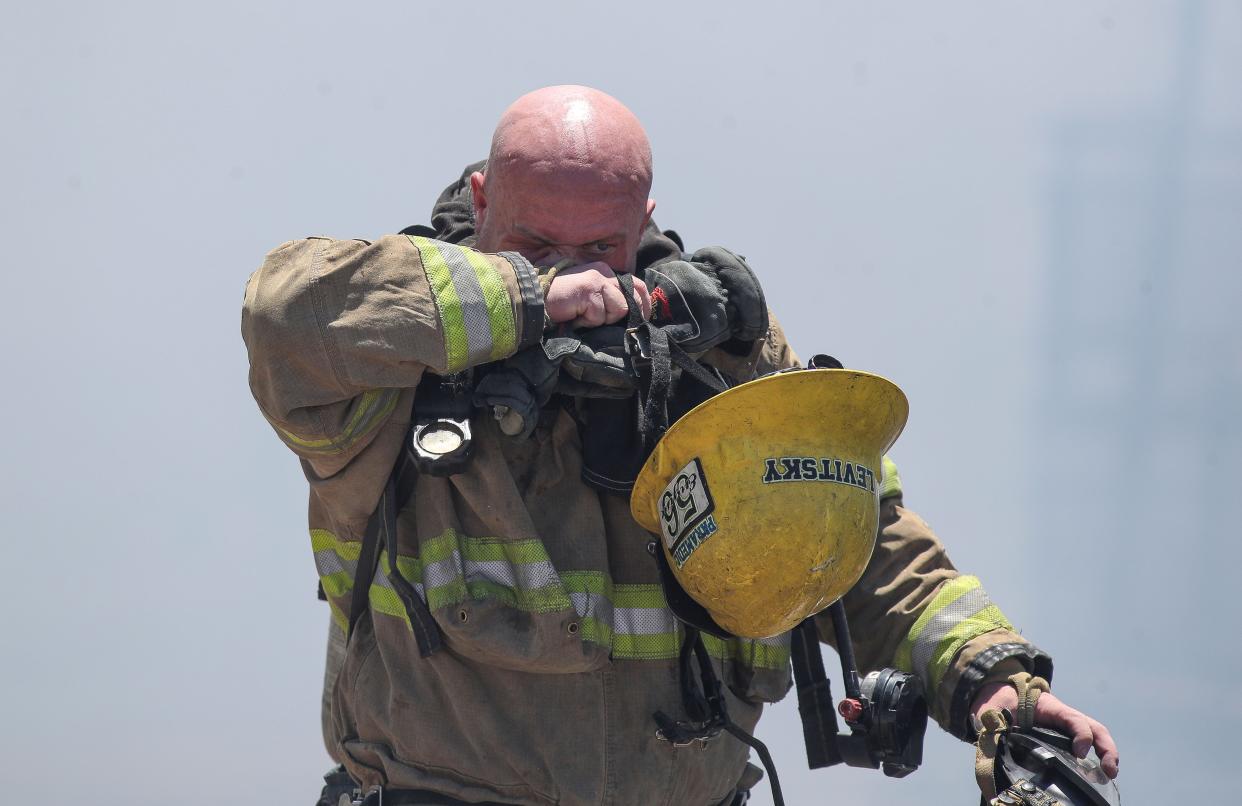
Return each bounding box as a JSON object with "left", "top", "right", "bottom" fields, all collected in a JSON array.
[
  {"left": 895, "top": 575, "right": 1015, "bottom": 692},
  {"left": 460, "top": 246, "right": 517, "bottom": 360},
  {"left": 277, "top": 388, "right": 399, "bottom": 455},
  {"left": 368, "top": 578, "right": 409, "bottom": 624},
  {"left": 408, "top": 236, "right": 519, "bottom": 371},
  {"left": 358, "top": 531, "right": 791, "bottom": 665},
  {"left": 880, "top": 454, "right": 902, "bottom": 498},
  {"left": 317, "top": 528, "right": 793, "bottom": 670},
  {"left": 311, "top": 528, "right": 361, "bottom": 635},
  {"left": 703, "top": 633, "right": 792, "bottom": 671},
  {"left": 311, "top": 529, "right": 361, "bottom": 562},
  {"left": 411, "top": 236, "right": 470, "bottom": 371}
]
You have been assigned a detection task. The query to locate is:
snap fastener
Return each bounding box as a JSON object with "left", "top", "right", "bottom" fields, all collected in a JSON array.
[
  {"left": 567, "top": 621, "right": 580, "bottom": 635},
  {"left": 458, "top": 609, "right": 469, "bottom": 623}
]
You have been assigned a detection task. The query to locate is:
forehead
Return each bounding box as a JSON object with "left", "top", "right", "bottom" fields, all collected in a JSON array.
[
  {"left": 492, "top": 165, "right": 647, "bottom": 242},
  {"left": 513, "top": 194, "right": 641, "bottom": 244}
]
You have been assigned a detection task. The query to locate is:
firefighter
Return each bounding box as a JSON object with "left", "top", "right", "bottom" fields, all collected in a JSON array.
[{"left": 243, "top": 85, "right": 1117, "bottom": 805}]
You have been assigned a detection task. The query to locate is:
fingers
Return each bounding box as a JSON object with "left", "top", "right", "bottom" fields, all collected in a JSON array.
[
  {"left": 630, "top": 276, "right": 652, "bottom": 320},
  {"left": 1062, "top": 710, "right": 1095, "bottom": 759},
  {"left": 1090, "top": 718, "right": 1120, "bottom": 778},
  {"left": 544, "top": 263, "right": 647, "bottom": 326},
  {"left": 544, "top": 262, "right": 615, "bottom": 324},
  {"left": 1036, "top": 692, "right": 1120, "bottom": 779},
  {"left": 571, "top": 279, "right": 629, "bottom": 328}
]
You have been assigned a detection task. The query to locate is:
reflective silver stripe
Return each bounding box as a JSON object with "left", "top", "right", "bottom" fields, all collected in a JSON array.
[
  {"left": 388, "top": 564, "right": 677, "bottom": 639},
  {"left": 436, "top": 241, "right": 495, "bottom": 366},
  {"left": 423, "top": 554, "right": 466, "bottom": 591},
  {"left": 467, "top": 558, "right": 561, "bottom": 590},
  {"left": 314, "top": 549, "right": 355, "bottom": 578},
  {"left": 570, "top": 591, "right": 612, "bottom": 622},
  {"left": 910, "top": 585, "right": 992, "bottom": 683},
  {"left": 422, "top": 552, "right": 561, "bottom": 595},
  {"left": 614, "top": 606, "right": 679, "bottom": 636},
  {"left": 372, "top": 564, "right": 427, "bottom": 599},
  {"left": 569, "top": 592, "right": 677, "bottom": 636},
  {"left": 755, "top": 633, "right": 791, "bottom": 648}
]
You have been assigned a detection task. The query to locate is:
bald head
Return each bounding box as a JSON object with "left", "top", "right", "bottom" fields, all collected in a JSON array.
[
  {"left": 471, "top": 86, "right": 657, "bottom": 272},
  {"left": 485, "top": 85, "right": 652, "bottom": 200}
]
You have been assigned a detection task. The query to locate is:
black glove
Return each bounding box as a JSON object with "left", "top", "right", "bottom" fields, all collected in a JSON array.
[
  {"left": 474, "top": 329, "right": 639, "bottom": 438},
  {"left": 472, "top": 345, "right": 559, "bottom": 439},
  {"left": 545, "top": 325, "right": 636, "bottom": 397},
  {"left": 689, "top": 246, "right": 769, "bottom": 345},
  {"left": 643, "top": 261, "right": 731, "bottom": 353},
  {"left": 644, "top": 249, "right": 769, "bottom": 354}
]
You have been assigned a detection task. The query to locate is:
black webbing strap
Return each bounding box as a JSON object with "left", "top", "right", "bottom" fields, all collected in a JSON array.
[
  {"left": 652, "top": 629, "right": 786, "bottom": 806},
  {"left": 346, "top": 489, "right": 385, "bottom": 641},
  {"left": 379, "top": 464, "right": 442, "bottom": 657},
  {"left": 614, "top": 273, "right": 727, "bottom": 454},
  {"left": 680, "top": 626, "right": 712, "bottom": 722},
  {"left": 791, "top": 618, "right": 844, "bottom": 769},
  {"left": 346, "top": 435, "right": 442, "bottom": 657},
  {"left": 616, "top": 270, "right": 729, "bottom": 393},
  {"left": 615, "top": 272, "right": 645, "bottom": 330},
  {"left": 614, "top": 273, "right": 771, "bottom": 797},
  {"left": 640, "top": 322, "right": 674, "bottom": 447}
]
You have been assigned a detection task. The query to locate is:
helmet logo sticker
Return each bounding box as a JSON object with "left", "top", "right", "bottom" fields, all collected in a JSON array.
[
  {"left": 761, "top": 456, "right": 877, "bottom": 493},
  {"left": 659, "top": 458, "right": 718, "bottom": 568}
]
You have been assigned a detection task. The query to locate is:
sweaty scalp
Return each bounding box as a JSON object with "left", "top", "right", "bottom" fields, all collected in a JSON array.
[{"left": 485, "top": 86, "right": 653, "bottom": 201}]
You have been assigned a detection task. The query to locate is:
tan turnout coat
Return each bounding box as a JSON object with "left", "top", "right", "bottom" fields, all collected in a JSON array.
[{"left": 242, "top": 232, "right": 1049, "bottom": 805}]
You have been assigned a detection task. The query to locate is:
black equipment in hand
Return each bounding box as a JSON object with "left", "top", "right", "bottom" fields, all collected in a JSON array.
[
  {"left": 791, "top": 601, "right": 929, "bottom": 779},
  {"left": 989, "top": 724, "right": 1121, "bottom": 805},
  {"left": 644, "top": 247, "right": 768, "bottom": 354},
  {"left": 687, "top": 246, "right": 768, "bottom": 345}
]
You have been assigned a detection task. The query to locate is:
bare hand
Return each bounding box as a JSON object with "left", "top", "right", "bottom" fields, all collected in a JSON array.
[
  {"left": 971, "top": 682, "right": 1119, "bottom": 779},
  {"left": 543, "top": 262, "right": 651, "bottom": 327}
]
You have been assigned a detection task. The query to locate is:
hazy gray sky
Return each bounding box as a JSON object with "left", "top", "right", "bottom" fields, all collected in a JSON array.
[{"left": 2, "top": 2, "right": 1238, "bottom": 803}]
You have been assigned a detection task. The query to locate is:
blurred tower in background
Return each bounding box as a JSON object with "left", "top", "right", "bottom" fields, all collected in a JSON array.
[{"left": 1036, "top": 0, "right": 1240, "bottom": 684}]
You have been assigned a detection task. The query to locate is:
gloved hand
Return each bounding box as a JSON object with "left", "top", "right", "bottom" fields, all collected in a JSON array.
[
  {"left": 545, "top": 325, "right": 636, "bottom": 398},
  {"left": 643, "top": 248, "right": 768, "bottom": 354},
  {"left": 474, "top": 329, "right": 639, "bottom": 437},
  {"left": 472, "top": 346, "right": 559, "bottom": 439},
  {"left": 689, "top": 246, "right": 768, "bottom": 345}
]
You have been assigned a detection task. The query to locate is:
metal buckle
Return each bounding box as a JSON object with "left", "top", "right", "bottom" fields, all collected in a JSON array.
[
  {"left": 349, "top": 786, "right": 383, "bottom": 806},
  {"left": 625, "top": 326, "right": 652, "bottom": 365},
  {"left": 655, "top": 725, "right": 722, "bottom": 748}
]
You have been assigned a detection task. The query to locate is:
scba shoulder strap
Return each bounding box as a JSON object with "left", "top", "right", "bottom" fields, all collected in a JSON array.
[{"left": 344, "top": 380, "right": 454, "bottom": 658}]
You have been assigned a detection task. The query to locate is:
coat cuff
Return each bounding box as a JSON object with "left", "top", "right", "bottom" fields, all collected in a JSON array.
[
  {"left": 498, "top": 250, "right": 544, "bottom": 351},
  {"left": 942, "top": 631, "right": 1054, "bottom": 741}
]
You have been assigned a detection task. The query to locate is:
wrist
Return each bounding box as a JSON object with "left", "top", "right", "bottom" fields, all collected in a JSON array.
[
  {"left": 499, "top": 250, "right": 546, "bottom": 351},
  {"left": 945, "top": 637, "right": 1054, "bottom": 742},
  {"left": 538, "top": 258, "right": 578, "bottom": 326},
  {"left": 970, "top": 680, "right": 1018, "bottom": 722}
]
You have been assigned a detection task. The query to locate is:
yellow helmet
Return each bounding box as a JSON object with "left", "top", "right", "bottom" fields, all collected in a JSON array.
[{"left": 630, "top": 367, "right": 909, "bottom": 639}]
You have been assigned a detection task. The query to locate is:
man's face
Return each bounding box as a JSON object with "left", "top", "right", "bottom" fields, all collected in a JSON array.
[{"left": 471, "top": 168, "right": 654, "bottom": 273}]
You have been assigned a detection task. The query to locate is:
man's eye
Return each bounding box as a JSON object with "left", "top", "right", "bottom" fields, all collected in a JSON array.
[{"left": 589, "top": 242, "right": 615, "bottom": 255}]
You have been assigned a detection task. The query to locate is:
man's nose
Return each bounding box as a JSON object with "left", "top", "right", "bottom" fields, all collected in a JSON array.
[
  {"left": 539, "top": 247, "right": 625, "bottom": 272},
  {"left": 542, "top": 247, "right": 580, "bottom": 266}
]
